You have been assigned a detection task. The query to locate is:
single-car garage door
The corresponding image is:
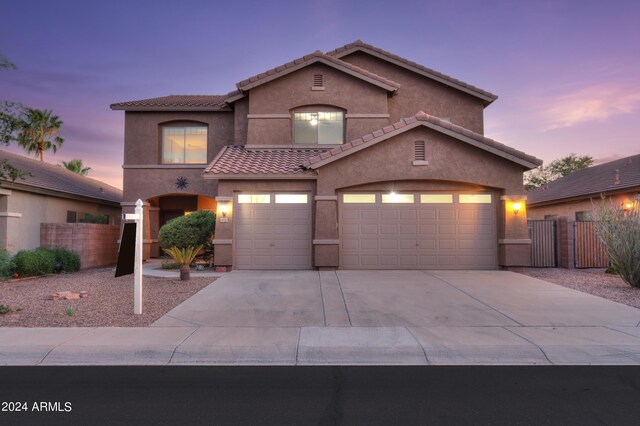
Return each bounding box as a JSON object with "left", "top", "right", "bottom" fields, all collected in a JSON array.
[
  {"left": 340, "top": 192, "right": 497, "bottom": 269},
  {"left": 235, "top": 193, "right": 312, "bottom": 269}
]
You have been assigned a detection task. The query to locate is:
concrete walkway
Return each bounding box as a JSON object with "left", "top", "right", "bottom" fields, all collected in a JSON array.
[{"left": 2, "top": 270, "right": 640, "bottom": 365}]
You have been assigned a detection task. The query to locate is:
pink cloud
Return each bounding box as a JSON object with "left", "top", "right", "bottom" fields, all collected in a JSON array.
[{"left": 541, "top": 83, "right": 640, "bottom": 130}]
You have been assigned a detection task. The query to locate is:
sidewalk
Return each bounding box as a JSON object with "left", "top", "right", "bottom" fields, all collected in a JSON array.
[{"left": 3, "top": 325, "right": 640, "bottom": 365}]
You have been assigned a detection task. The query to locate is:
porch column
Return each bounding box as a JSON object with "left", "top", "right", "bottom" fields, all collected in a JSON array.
[
  {"left": 498, "top": 195, "right": 532, "bottom": 267},
  {"left": 212, "top": 196, "right": 233, "bottom": 267},
  {"left": 313, "top": 195, "right": 339, "bottom": 268}
]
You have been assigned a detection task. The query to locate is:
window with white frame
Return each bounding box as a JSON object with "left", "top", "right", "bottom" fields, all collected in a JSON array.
[
  {"left": 293, "top": 111, "right": 344, "bottom": 144},
  {"left": 162, "top": 126, "right": 207, "bottom": 164}
]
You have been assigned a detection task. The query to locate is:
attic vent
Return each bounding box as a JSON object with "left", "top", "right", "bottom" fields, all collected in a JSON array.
[
  {"left": 313, "top": 74, "right": 324, "bottom": 87},
  {"left": 414, "top": 141, "right": 425, "bottom": 161}
]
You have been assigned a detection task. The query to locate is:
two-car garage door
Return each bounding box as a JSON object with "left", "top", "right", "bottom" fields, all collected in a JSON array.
[{"left": 340, "top": 192, "right": 497, "bottom": 269}]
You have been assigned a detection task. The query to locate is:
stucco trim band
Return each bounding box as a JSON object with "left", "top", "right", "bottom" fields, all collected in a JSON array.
[
  {"left": 315, "top": 195, "right": 338, "bottom": 201},
  {"left": 345, "top": 114, "right": 390, "bottom": 118},
  {"left": 0, "top": 188, "right": 11, "bottom": 196},
  {"left": 500, "top": 195, "right": 528, "bottom": 201},
  {"left": 215, "top": 196, "right": 233, "bottom": 202},
  {"left": 120, "top": 201, "right": 151, "bottom": 206},
  {"left": 247, "top": 114, "right": 291, "bottom": 119},
  {"left": 412, "top": 160, "right": 429, "bottom": 166},
  {"left": 211, "top": 239, "right": 232, "bottom": 245},
  {"left": 0, "top": 212, "right": 21, "bottom": 218},
  {"left": 498, "top": 239, "right": 532, "bottom": 244},
  {"left": 313, "top": 239, "right": 340, "bottom": 245},
  {"left": 123, "top": 165, "right": 206, "bottom": 169},
  {"left": 203, "top": 173, "right": 317, "bottom": 180}
]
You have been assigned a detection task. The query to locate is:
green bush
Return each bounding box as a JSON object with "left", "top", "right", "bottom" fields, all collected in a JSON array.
[
  {"left": 13, "top": 248, "right": 56, "bottom": 276},
  {"left": 159, "top": 210, "right": 215, "bottom": 250},
  {"left": 80, "top": 213, "right": 109, "bottom": 224},
  {"left": 49, "top": 247, "right": 81, "bottom": 272},
  {"left": 0, "top": 250, "right": 13, "bottom": 278}
]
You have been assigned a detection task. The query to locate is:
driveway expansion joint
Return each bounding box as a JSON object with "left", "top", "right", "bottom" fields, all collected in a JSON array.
[
  {"left": 169, "top": 327, "right": 200, "bottom": 364},
  {"left": 38, "top": 327, "right": 98, "bottom": 365},
  {"left": 502, "top": 327, "right": 554, "bottom": 365}
]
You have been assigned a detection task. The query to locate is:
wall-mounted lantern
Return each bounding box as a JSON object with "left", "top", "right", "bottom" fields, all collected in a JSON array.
[
  {"left": 215, "top": 197, "right": 232, "bottom": 223},
  {"left": 512, "top": 202, "right": 522, "bottom": 215},
  {"left": 623, "top": 201, "right": 634, "bottom": 211}
]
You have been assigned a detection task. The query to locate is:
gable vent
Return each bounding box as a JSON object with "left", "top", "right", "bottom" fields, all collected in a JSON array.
[
  {"left": 414, "top": 141, "right": 426, "bottom": 161},
  {"left": 313, "top": 74, "right": 324, "bottom": 87}
]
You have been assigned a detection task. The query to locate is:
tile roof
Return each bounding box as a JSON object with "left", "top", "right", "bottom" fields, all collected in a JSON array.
[
  {"left": 110, "top": 95, "right": 230, "bottom": 111},
  {"left": 0, "top": 150, "right": 122, "bottom": 204},
  {"left": 326, "top": 40, "right": 498, "bottom": 105},
  {"left": 303, "top": 112, "right": 542, "bottom": 170},
  {"left": 235, "top": 50, "right": 401, "bottom": 93},
  {"left": 202, "top": 146, "right": 328, "bottom": 178},
  {"left": 527, "top": 154, "right": 640, "bottom": 205}
]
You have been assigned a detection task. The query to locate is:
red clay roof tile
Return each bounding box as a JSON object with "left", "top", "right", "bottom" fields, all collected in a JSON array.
[{"left": 202, "top": 146, "right": 329, "bottom": 177}]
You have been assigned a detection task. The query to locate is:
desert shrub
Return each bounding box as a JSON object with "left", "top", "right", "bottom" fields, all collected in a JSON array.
[
  {"left": 48, "top": 247, "right": 81, "bottom": 272},
  {"left": 161, "top": 260, "right": 180, "bottom": 270},
  {"left": 159, "top": 210, "right": 215, "bottom": 250},
  {"left": 593, "top": 199, "right": 640, "bottom": 287},
  {"left": 80, "top": 213, "right": 109, "bottom": 224},
  {"left": 0, "top": 250, "right": 13, "bottom": 278},
  {"left": 13, "top": 248, "right": 56, "bottom": 276}
]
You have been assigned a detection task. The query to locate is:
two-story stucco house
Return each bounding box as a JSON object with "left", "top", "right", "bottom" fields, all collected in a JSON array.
[{"left": 111, "top": 40, "right": 542, "bottom": 270}]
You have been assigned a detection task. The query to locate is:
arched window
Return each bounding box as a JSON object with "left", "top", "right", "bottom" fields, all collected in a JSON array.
[
  {"left": 292, "top": 106, "right": 344, "bottom": 145},
  {"left": 161, "top": 124, "right": 207, "bottom": 164}
]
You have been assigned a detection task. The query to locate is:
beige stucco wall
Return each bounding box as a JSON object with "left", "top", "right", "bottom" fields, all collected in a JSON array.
[
  {"left": 339, "top": 51, "right": 486, "bottom": 134},
  {"left": 527, "top": 192, "right": 636, "bottom": 220},
  {"left": 1, "top": 189, "right": 120, "bottom": 253}
]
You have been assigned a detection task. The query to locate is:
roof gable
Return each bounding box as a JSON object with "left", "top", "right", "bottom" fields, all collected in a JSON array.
[
  {"left": 304, "top": 112, "right": 542, "bottom": 170},
  {"left": 233, "top": 51, "right": 400, "bottom": 95},
  {"left": 326, "top": 40, "right": 497, "bottom": 105},
  {"left": 527, "top": 154, "right": 640, "bottom": 205}
]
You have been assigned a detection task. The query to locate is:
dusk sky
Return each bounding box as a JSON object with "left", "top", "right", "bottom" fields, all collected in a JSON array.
[{"left": 1, "top": 0, "right": 639, "bottom": 189}]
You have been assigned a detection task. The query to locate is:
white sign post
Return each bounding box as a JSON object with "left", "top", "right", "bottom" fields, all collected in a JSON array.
[{"left": 124, "top": 199, "right": 144, "bottom": 314}]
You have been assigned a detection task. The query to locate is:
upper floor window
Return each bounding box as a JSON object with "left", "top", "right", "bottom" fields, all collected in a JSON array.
[
  {"left": 293, "top": 111, "right": 344, "bottom": 144},
  {"left": 162, "top": 126, "right": 207, "bottom": 164}
]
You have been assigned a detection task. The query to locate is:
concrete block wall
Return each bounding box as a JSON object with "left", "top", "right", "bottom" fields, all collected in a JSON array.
[{"left": 40, "top": 223, "right": 120, "bottom": 269}]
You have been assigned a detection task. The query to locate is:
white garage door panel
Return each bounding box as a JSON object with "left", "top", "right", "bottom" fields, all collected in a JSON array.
[
  {"left": 340, "top": 192, "right": 497, "bottom": 270},
  {"left": 235, "top": 194, "right": 312, "bottom": 270}
]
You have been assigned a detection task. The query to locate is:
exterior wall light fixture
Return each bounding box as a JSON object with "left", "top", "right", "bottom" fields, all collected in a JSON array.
[
  {"left": 220, "top": 203, "right": 228, "bottom": 218},
  {"left": 512, "top": 202, "right": 522, "bottom": 215},
  {"left": 623, "top": 201, "right": 634, "bottom": 210}
]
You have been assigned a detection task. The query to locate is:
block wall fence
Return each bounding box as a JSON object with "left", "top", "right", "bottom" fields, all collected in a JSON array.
[{"left": 40, "top": 223, "right": 120, "bottom": 269}]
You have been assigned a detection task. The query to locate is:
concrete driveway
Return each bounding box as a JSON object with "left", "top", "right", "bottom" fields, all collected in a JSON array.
[{"left": 5, "top": 270, "right": 640, "bottom": 366}]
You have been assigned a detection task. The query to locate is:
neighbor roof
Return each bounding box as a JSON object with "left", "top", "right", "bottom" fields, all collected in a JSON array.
[
  {"left": 234, "top": 50, "right": 401, "bottom": 94},
  {"left": 202, "top": 146, "right": 329, "bottom": 179},
  {"left": 527, "top": 154, "right": 640, "bottom": 205},
  {"left": 0, "top": 150, "right": 122, "bottom": 204},
  {"left": 303, "top": 112, "right": 542, "bottom": 170},
  {"left": 326, "top": 40, "right": 498, "bottom": 105},
  {"left": 110, "top": 95, "right": 231, "bottom": 111}
]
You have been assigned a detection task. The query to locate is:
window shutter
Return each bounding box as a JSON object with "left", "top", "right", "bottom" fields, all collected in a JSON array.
[{"left": 414, "top": 141, "right": 425, "bottom": 161}]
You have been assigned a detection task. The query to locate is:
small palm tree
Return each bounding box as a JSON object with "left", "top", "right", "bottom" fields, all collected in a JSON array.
[
  {"left": 163, "top": 245, "right": 203, "bottom": 281},
  {"left": 16, "top": 108, "right": 64, "bottom": 161},
  {"left": 61, "top": 159, "right": 91, "bottom": 176}
]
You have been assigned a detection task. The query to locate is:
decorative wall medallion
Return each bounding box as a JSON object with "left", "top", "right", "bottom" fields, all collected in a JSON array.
[{"left": 175, "top": 176, "right": 189, "bottom": 190}]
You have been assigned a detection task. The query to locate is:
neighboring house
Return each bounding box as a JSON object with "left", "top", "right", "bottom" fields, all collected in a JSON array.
[
  {"left": 527, "top": 154, "right": 640, "bottom": 221},
  {"left": 0, "top": 150, "right": 122, "bottom": 252},
  {"left": 111, "top": 40, "right": 541, "bottom": 270}
]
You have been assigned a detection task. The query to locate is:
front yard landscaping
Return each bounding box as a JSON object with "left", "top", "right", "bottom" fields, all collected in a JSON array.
[
  {"left": 518, "top": 268, "right": 640, "bottom": 309},
  {"left": 0, "top": 268, "right": 214, "bottom": 327}
]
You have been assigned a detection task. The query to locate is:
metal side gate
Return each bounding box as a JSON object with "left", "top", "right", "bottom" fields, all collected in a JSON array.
[
  {"left": 574, "top": 221, "right": 608, "bottom": 268},
  {"left": 528, "top": 220, "right": 557, "bottom": 267}
]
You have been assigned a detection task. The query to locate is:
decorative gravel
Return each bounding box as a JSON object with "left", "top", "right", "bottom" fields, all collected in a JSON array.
[
  {"left": 517, "top": 268, "right": 640, "bottom": 309},
  {"left": 0, "top": 268, "right": 214, "bottom": 327}
]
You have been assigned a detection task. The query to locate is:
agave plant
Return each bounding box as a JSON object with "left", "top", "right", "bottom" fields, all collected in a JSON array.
[{"left": 162, "top": 245, "right": 203, "bottom": 281}]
